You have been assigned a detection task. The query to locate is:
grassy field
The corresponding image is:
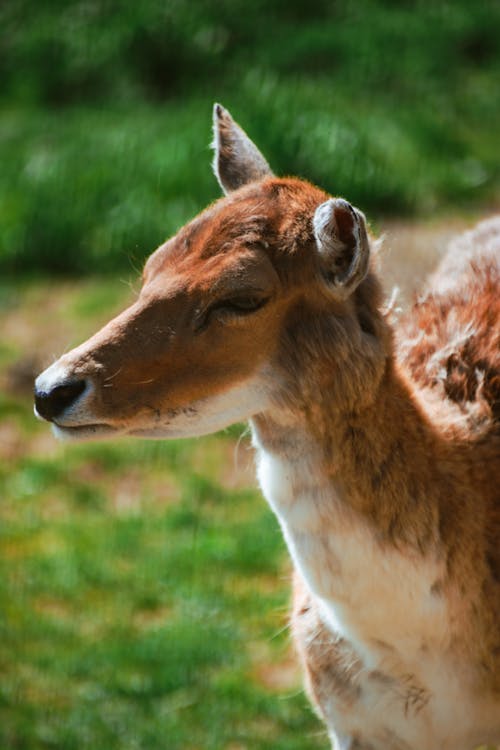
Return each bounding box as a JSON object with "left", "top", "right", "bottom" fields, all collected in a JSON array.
[
  {"left": 1, "top": 0, "right": 499, "bottom": 275},
  {"left": 2, "top": 215, "right": 496, "bottom": 750}
]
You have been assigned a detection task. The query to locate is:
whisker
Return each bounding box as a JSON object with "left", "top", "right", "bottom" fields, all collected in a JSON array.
[{"left": 104, "top": 366, "right": 123, "bottom": 383}]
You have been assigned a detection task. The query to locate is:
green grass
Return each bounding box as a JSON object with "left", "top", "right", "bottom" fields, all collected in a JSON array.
[
  {"left": 1, "top": 432, "right": 323, "bottom": 750},
  {"left": 2, "top": 87, "right": 498, "bottom": 276},
  {"left": 0, "top": 103, "right": 212, "bottom": 275},
  {"left": 1, "top": 467, "right": 313, "bottom": 749},
  {"left": 1, "top": 0, "right": 499, "bottom": 274}
]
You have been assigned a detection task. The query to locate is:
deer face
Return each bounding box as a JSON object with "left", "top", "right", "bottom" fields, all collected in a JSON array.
[{"left": 34, "top": 105, "right": 375, "bottom": 441}]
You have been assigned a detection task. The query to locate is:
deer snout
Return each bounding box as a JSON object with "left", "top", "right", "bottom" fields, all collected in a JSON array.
[
  {"left": 34, "top": 357, "right": 90, "bottom": 424},
  {"left": 34, "top": 358, "right": 121, "bottom": 442},
  {"left": 34, "top": 379, "right": 86, "bottom": 422}
]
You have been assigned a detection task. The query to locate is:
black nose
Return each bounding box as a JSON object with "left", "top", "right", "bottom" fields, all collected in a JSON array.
[{"left": 34, "top": 380, "right": 86, "bottom": 422}]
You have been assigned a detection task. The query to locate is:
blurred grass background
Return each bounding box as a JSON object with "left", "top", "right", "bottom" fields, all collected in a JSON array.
[
  {"left": 1, "top": 0, "right": 499, "bottom": 274},
  {"left": 1, "top": 1, "right": 499, "bottom": 748}
]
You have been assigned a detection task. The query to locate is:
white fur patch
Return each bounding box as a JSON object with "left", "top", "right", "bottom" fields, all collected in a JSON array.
[
  {"left": 255, "top": 445, "right": 448, "bottom": 655},
  {"left": 130, "top": 377, "right": 272, "bottom": 439}
]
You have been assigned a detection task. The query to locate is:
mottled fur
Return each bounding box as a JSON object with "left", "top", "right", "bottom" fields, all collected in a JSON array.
[{"left": 397, "top": 217, "right": 500, "bottom": 434}]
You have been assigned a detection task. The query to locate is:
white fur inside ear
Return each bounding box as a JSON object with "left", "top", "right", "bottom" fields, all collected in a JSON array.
[
  {"left": 313, "top": 198, "right": 356, "bottom": 257},
  {"left": 313, "top": 198, "right": 370, "bottom": 298}
]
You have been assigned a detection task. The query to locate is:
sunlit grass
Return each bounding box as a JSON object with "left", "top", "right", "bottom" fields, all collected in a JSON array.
[
  {"left": 1, "top": 419, "right": 322, "bottom": 749},
  {"left": 1, "top": 72, "right": 498, "bottom": 276}
]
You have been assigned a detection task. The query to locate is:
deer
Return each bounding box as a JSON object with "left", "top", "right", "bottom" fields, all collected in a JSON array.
[{"left": 34, "top": 104, "right": 500, "bottom": 750}]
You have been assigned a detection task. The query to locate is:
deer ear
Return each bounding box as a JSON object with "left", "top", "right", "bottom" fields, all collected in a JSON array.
[
  {"left": 313, "top": 198, "right": 370, "bottom": 299},
  {"left": 212, "top": 103, "right": 273, "bottom": 194}
]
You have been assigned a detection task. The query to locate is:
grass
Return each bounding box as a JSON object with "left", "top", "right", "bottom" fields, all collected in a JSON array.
[
  {"left": 1, "top": 0, "right": 499, "bottom": 274},
  {"left": 1, "top": 444, "right": 319, "bottom": 750},
  {"left": 2, "top": 89, "right": 498, "bottom": 277},
  {"left": 0, "top": 467, "right": 314, "bottom": 750}
]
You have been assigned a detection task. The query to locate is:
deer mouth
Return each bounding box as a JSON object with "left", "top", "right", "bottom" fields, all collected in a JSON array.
[{"left": 50, "top": 421, "right": 120, "bottom": 442}]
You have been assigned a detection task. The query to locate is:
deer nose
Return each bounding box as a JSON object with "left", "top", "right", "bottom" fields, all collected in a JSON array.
[{"left": 34, "top": 380, "right": 86, "bottom": 422}]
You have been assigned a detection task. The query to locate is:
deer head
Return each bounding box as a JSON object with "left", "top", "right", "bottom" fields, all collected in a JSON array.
[{"left": 34, "top": 104, "right": 382, "bottom": 441}]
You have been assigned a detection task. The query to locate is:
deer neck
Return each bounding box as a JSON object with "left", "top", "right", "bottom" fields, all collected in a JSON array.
[
  {"left": 252, "top": 356, "right": 440, "bottom": 541},
  {"left": 250, "top": 356, "right": 447, "bottom": 652}
]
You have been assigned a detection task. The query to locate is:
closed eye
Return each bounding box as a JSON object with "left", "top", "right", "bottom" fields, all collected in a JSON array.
[
  {"left": 195, "top": 295, "right": 269, "bottom": 332},
  {"left": 215, "top": 296, "right": 269, "bottom": 314}
]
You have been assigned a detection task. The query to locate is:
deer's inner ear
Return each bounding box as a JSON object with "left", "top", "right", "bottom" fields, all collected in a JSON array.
[{"left": 313, "top": 198, "right": 371, "bottom": 300}]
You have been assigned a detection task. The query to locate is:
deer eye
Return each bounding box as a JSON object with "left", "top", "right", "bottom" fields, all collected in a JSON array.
[
  {"left": 195, "top": 295, "right": 269, "bottom": 333},
  {"left": 219, "top": 296, "right": 268, "bottom": 314}
]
